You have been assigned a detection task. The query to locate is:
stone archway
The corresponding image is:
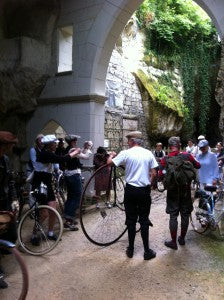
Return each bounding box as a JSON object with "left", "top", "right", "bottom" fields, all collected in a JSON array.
[{"left": 0, "top": 0, "right": 224, "bottom": 161}]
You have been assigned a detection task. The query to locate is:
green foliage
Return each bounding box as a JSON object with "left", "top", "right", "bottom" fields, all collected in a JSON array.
[
  {"left": 135, "top": 69, "right": 188, "bottom": 117},
  {"left": 136, "top": 0, "right": 221, "bottom": 135}
]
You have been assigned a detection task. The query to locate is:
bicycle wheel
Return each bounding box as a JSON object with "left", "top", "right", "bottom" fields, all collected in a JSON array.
[
  {"left": 190, "top": 198, "right": 209, "bottom": 233},
  {"left": 0, "top": 240, "right": 29, "bottom": 300},
  {"left": 18, "top": 205, "right": 63, "bottom": 255},
  {"left": 80, "top": 164, "right": 127, "bottom": 246}
]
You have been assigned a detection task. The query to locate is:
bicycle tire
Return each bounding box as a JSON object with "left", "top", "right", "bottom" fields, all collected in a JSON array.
[
  {"left": 18, "top": 205, "right": 63, "bottom": 255},
  {"left": 80, "top": 164, "right": 127, "bottom": 246},
  {"left": 0, "top": 240, "right": 29, "bottom": 300},
  {"left": 190, "top": 198, "right": 209, "bottom": 234}
]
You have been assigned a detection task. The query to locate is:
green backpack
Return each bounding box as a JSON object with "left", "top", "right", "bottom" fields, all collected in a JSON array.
[{"left": 163, "top": 154, "right": 196, "bottom": 189}]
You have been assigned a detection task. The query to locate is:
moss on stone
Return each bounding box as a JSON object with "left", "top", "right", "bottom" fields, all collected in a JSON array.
[{"left": 134, "top": 69, "right": 188, "bottom": 118}]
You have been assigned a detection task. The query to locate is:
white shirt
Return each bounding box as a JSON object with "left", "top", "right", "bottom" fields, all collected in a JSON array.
[{"left": 112, "top": 146, "right": 158, "bottom": 187}]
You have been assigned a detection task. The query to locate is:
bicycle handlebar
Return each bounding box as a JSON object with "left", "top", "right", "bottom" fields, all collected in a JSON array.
[{"left": 0, "top": 239, "right": 15, "bottom": 248}]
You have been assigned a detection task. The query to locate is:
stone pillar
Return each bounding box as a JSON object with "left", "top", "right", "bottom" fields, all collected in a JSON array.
[{"left": 23, "top": 95, "right": 106, "bottom": 164}]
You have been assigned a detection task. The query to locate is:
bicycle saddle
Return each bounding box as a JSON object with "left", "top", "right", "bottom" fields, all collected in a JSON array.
[{"left": 204, "top": 185, "right": 217, "bottom": 192}]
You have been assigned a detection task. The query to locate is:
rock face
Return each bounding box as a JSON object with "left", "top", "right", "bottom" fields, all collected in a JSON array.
[
  {"left": 105, "top": 16, "right": 184, "bottom": 148},
  {"left": 0, "top": 0, "right": 60, "bottom": 146}
]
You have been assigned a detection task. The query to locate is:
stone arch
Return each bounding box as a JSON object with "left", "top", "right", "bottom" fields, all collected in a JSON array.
[
  {"left": 85, "top": 0, "right": 224, "bottom": 97},
  {"left": 40, "top": 119, "right": 67, "bottom": 138}
]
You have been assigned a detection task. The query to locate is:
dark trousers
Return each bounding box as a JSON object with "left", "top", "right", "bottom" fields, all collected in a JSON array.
[
  {"left": 166, "top": 186, "right": 192, "bottom": 233},
  {"left": 64, "top": 174, "right": 82, "bottom": 220},
  {"left": 124, "top": 184, "right": 151, "bottom": 251}
]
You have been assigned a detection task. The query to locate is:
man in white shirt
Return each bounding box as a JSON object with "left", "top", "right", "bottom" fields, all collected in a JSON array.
[{"left": 107, "top": 131, "right": 158, "bottom": 260}]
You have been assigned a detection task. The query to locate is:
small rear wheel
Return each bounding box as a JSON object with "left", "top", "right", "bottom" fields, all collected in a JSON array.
[
  {"left": 18, "top": 205, "right": 63, "bottom": 255},
  {"left": 190, "top": 198, "right": 209, "bottom": 233}
]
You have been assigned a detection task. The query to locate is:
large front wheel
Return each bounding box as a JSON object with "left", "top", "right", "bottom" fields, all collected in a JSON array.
[
  {"left": 18, "top": 205, "right": 63, "bottom": 255},
  {"left": 80, "top": 165, "right": 127, "bottom": 246}
]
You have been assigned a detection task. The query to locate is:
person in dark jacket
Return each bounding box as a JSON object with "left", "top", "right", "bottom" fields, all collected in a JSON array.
[
  {"left": 63, "top": 134, "right": 92, "bottom": 230},
  {"left": 55, "top": 138, "right": 67, "bottom": 171},
  {"left": 159, "top": 136, "right": 201, "bottom": 250},
  {"left": 32, "top": 134, "right": 81, "bottom": 241}
]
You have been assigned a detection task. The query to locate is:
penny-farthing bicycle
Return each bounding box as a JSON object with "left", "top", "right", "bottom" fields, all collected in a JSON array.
[{"left": 80, "top": 164, "right": 127, "bottom": 246}]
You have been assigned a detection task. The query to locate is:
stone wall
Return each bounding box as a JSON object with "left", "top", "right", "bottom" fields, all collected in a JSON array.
[
  {"left": 104, "top": 15, "right": 183, "bottom": 151},
  {"left": 0, "top": 0, "right": 60, "bottom": 147},
  {"left": 105, "top": 48, "right": 149, "bottom": 151}
]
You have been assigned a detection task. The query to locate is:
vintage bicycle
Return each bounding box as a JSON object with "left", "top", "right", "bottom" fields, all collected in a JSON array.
[
  {"left": 80, "top": 164, "right": 127, "bottom": 246},
  {"left": 191, "top": 184, "right": 224, "bottom": 237},
  {"left": 17, "top": 183, "right": 63, "bottom": 256}
]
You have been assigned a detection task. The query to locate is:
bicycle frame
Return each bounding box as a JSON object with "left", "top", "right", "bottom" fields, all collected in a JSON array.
[{"left": 201, "top": 189, "right": 224, "bottom": 231}]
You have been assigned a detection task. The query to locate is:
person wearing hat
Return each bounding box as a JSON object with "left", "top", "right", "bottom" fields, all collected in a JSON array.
[
  {"left": 158, "top": 136, "right": 200, "bottom": 250},
  {"left": 107, "top": 131, "right": 158, "bottom": 260},
  {"left": 192, "top": 135, "right": 210, "bottom": 157},
  {"left": 0, "top": 131, "right": 18, "bottom": 289},
  {"left": 26, "top": 133, "right": 44, "bottom": 207},
  {"left": 63, "top": 134, "right": 93, "bottom": 231},
  {"left": 31, "top": 134, "right": 81, "bottom": 241},
  {"left": 196, "top": 139, "right": 219, "bottom": 189}
]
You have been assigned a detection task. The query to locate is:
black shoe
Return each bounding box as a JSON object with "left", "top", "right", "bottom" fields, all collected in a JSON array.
[
  {"left": 31, "top": 236, "right": 40, "bottom": 246},
  {"left": 126, "top": 247, "right": 134, "bottom": 258},
  {"left": 0, "top": 279, "right": 8, "bottom": 289},
  {"left": 47, "top": 234, "right": 58, "bottom": 241},
  {"left": 164, "top": 240, "right": 178, "bottom": 250},
  {"left": 64, "top": 221, "right": 79, "bottom": 231},
  {"left": 144, "top": 249, "right": 156, "bottom": 260},
  {"left": 178, "top": 236, "right": 185, "bottom": 246}
]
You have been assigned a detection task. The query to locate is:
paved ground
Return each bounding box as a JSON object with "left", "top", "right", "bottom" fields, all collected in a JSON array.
[{"left": 1, "top": 190, "right": 224, "bottom": 299}]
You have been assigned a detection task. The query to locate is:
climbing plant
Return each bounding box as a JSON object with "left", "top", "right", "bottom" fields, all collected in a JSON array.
[{"left": 136, "top": 0, "right": 220, "bottom": 135}]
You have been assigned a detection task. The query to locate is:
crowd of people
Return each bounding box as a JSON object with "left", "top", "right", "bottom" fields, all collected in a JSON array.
[{"left": 0, "top": 129, "right": 223, "bottom": 288}]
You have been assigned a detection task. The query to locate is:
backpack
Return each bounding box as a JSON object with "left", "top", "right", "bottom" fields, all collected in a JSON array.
[{"left": 163, "top": 154, "right": 196, "bottom": 189}]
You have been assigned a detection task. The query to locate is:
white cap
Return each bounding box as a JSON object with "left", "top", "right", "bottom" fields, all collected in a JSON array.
[
  {"left": 198, "top": 135, "right": 205, "bottom": 140},
  {"left": 41, "top": 135, "right": 59, "bottom": 144}
]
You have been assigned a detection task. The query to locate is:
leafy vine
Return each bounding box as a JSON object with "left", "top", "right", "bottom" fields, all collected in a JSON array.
[{"left": 136, "top": 0, "right": 220, "bottom": 136}]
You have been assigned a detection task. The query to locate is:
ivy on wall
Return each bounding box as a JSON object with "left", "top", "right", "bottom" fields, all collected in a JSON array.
[{"left": 136, "top": 0, "right": 220, "bottom": 136}]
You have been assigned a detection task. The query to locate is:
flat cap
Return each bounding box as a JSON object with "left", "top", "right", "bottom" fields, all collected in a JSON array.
[
  {"left": 126, "top": 131, "right": 142, "bottom": 139},
  {"left": 198, "top": 139, "right": 209, "bottom": 148},
  {"left": 0, "top": 131, "right": 18, "bottom": 144},
  {"left": 41, "top": 135, "right": 59, "bottom": 144},
  {"left": 168, "top": 136, "right": 181, "bottom": 146},
  {"left": 198, "top": 135, "right": 205, "bottom": 140},
  {"left": 65, "top": 134, "right": 81, "bottom": 143}
]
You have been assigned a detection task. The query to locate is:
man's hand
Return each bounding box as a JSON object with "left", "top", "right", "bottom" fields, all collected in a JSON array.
[{"left": 11, "top": 199, "right": 19, "bottom": 213}]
